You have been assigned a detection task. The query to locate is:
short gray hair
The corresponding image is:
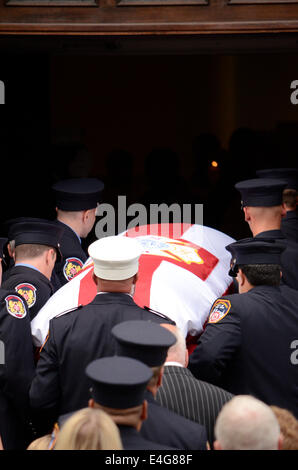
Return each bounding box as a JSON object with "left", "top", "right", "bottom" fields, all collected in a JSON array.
[{"left": 214, "top": 395, "right": 281, "bottom": 450}]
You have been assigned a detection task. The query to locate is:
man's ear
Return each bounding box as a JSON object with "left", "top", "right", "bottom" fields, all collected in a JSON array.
[
  {"left": 88, "top": 398, "right": 95, "bottom": 408},
  {"left": 133, "top": 273, "right": 139, "bottom": 284},
  {"left": 185, "top": 349, "right": 189, "bottom": 368},
  {"left": 92, "top": 272, "right": 100, "bottom": 288},
  {"left": 141, "top": 400, "right": 148, "bottom": 422},
  {"left": 82, "top": 210, "right": 89, "bottom": 223},
  {"left": 51, "top": 248, "right": 57, "bottom": 262},
  {"left": 7, "top": 244, "right": 13, "bottom": 258},
  {"left": 45, "top": 248, "right": 56, "bottom": 265},
  {"left": 236, "top": 268, "right": 245, "bottom": 287},
  {"left": 213, "top": 440, "right": 222, "bottom": 450},
  {"left": 281, "top": 203, "right": 287, "bottom": 218},
  {"left": 157, "top": 366, "right": 164, "bottom": 388},
  {"left": 243, "top": 206, "right": 251, "bottom": 222},
  {"left": 278, "top": 434, "right": 283, "bottom": 450}
]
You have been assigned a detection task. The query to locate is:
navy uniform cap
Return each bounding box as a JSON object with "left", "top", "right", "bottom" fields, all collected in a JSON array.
[
  {"left": 225, "top": 238, "right": 286, "bottom": 277},
  {"left": 256, "top": 168, "right": 298, "bottom": 191},
  {"left": 111, "top": 320, "right": 177, "bottom": 367},
  {"left": 85, "top": 356, "right": 152, "bottom": 409},
  {"left": 235, "top": 178, "right": 288, "bottom": 207},
  {"left": 52, "top": 178, "right": 104, "bottom": 211},
  {"left": 13, "top": 220, "right": 64, "bottom": 261}
]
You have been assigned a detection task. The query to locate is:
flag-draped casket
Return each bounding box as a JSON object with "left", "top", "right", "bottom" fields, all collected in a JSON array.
[{"left": 31, "top": 223, "right": 234, "bottom": 348}]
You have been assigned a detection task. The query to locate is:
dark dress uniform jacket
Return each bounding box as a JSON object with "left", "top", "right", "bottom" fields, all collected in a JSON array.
[
  {"left": 29, "top": 293, "right": 174, "bottom": 429},
  {"left": 2, "top": 265, "right": 54, "bottom": 321},
  {"left": 140, "top": 390, "right": 207, "bottom": 450},
  {"left": 53, "top": 220, "right": 87, "bottom": 287},
  {"left": 156, "top": 365, "right": 233, "bottom": 444},
  {"left": 188, "top": 284, "right": 298, "bottom": 418},
  {"left": 0, "top": 288, "right": 35, "bottom": 449},
  {"left": 2, "top": 264, "right": 61, "bottom": 295},
  {"left": 255, "top": 229, "right": 298, "bottom": 290},
  {"left": 281, "top": 210, "right": 298, "bottom": 243},
  {"left": 119, "top": 425, "right": 176, "bottom": 450}
]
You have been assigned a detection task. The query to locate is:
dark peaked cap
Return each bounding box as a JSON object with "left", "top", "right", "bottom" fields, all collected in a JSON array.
[
  {"left": 256, "top": 168, "right": 298, "bottom": 191},
  {"left": 52, "top": 178, "right": 104, "bottom": 211},
  {"left": 85, "top": 356, "right": 152, "bottom": 409},
  {"left": 112, "top": 320, "right": 177, "bottom": 367},
  {"left": 225, "top": 238, "right": 286, "bottom": 277},
  {"left": 235, "top": 178, "right": 287, "bottom": 207},
  {"left": 13, "top": 220, "right": 64, "bottom": 261}
]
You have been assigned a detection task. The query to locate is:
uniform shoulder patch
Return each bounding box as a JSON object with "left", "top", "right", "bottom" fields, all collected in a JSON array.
[
  {"left": 63, "top": 257, "right": 83, "bottom": 282},
  {"left": 5, "top": 294, "right": 27, "bottom": 319},
  {"left": 208, "top": 299, "right": 231, "bottom": 324},
  {"left": 15, "top": 283, "right": 37, "bottom": 308}
]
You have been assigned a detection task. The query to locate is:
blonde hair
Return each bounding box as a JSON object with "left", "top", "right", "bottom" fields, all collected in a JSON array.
[
  {"left": 27, "top": 434, "right": 52, "bottom": 450},
  {"left": 54, "top": 408, "right": 123, "bottom": 450}
]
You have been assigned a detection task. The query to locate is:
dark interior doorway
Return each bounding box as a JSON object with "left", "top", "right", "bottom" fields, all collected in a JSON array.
[{"left": 1, "top": 37, "right": 297, "bottom": 242}]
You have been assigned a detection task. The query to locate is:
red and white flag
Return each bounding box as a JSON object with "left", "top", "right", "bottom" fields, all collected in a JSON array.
[{"left": 31, "top": 223, "right": 234, "bottom": 347}]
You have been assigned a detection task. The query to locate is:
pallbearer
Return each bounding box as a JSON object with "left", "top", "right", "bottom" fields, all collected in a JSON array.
[
  {"left": 52, "top": 177, "right": 104, "bottom": 285},
  {"left": 0, "top": 232, "right": 35, "bottom": 449},
  {"left": 235, "top": 177, "right": 298, "bottom": 289},
  {"left": 189, "top": 238, "right": 298, "bottom": 419},
  {"left": 2, "top": 220, "right": 64, "bottom": 320},
  {"left": 256, "top": 167, "right": 298, "bottom": 243}
]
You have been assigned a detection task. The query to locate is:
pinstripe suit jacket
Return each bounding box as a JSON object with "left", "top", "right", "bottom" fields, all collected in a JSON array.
[{"left": 156, "top": 365, "right": 233, "bottom": 444}]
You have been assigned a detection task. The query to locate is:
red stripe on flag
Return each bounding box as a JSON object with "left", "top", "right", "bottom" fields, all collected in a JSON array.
[
  {"left": 77, "top": 224, "right": 220, "bottom": 311},
  {"left": 134, "top": 255, "right": 162, "bottom": 308},
  {"left": 78, "top": 267, "right": 97, "bottom": 306}
]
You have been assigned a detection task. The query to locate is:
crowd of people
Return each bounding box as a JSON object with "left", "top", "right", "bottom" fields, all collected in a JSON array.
[{"left": 0, "top": 167, "right": 297, "bottom": 451}]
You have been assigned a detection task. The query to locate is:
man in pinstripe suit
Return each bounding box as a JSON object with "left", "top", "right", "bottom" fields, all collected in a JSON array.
[{"left": 156, "top": 323, "right": 233, "bottom": 445}]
